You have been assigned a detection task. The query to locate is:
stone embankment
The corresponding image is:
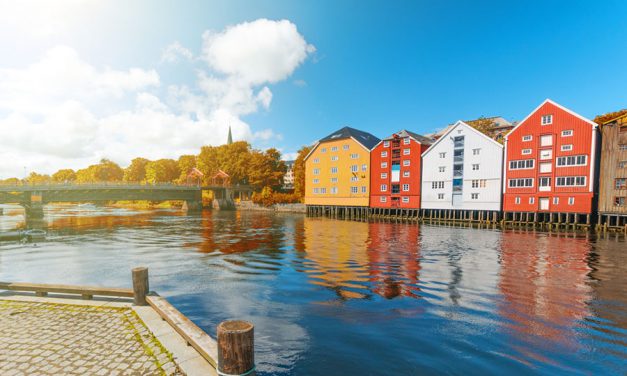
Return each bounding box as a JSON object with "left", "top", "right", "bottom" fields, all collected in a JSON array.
[{"left": 236, "top": 201, "right": 306, "bottom": 213}]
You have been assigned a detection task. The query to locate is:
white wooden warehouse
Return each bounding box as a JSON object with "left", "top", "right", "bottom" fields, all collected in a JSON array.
[{"left": 421, "top": 121, "right": 504, "bottom": 217}]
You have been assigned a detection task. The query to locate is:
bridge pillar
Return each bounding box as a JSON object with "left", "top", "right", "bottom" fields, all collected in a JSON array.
[
  {"left": 22, "top": 202, "right": 44, "bottom": 220},
  {"left": 212, "top": 188, "right": 235, "bottom": 210},
  {"left": 183, "top": 200, "right": 203, "bottom": 213}
]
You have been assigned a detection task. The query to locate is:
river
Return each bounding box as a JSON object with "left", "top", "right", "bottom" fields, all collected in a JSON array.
[{"left": 0, "top": 205, "right": 626, "bottom": 375}]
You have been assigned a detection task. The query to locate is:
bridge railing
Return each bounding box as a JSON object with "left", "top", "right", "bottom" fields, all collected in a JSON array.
[{"left": 0, "top": 181, "right": 203, "bottom": 191}]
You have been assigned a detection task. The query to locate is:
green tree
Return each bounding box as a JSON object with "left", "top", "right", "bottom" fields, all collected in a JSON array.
[
  {"left": 123, "top": 157, "right": 150, "bottom": 182},
  {"left": 52, "top": 169, "right": 76, "bottom": 183},
  {"left": 145, "top": 159, "right": 180, "bottom": 183},
  {"left": 293, "top": 145, "right": 312, "bottom": 199}
]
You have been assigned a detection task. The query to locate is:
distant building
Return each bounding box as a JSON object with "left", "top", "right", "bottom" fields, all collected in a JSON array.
[
  {"left": 283, "top": 160, "right": 295, "bottom": 190},
  {"left": 426, "top": 116, "right": 516, "bottom": 143},
  {"left": 597, "top": 112, "right": 627, "bottom": 227},
  {"left": 227, "top": 126, "right": 233, "bottom": 145},
  {"left": 421, "top": 120, "right": 504, "bottom": 213},
  {"left": 305, "top": 126, "right": 380, "bottom": 208},
  {"left": 370, "top": 130, "right": 432, "bottom": 209},
  {"left": 503, "top": 99, "right": 599, "bottom": 219}
]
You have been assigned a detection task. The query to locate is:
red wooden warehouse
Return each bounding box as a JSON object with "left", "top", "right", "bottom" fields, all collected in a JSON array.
[
  {"left": 503, "top": 99, "right": 599, "bottom": 223},
  {"left": 370, "top": 130, "right": 432, "bottom": 211}
]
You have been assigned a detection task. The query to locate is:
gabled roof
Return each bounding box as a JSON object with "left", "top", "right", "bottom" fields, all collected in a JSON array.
[
  {"left": 421, "top": 120, "right": 503, "bottom": 158},
  {"left": 506, "top": 99, "right": 597, "bottom": 140},
  {"left": 319, "top": 126, "right": 381, "bottom": 150},
  {"left": 374, "top": 129, "right": 432, "bottom": 149},
  {"left": 601, "top": 111, "right": 627, "bottom": 125}
]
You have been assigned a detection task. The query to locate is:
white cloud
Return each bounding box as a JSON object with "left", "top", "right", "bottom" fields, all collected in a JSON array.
[
  {"left": 161, "top": 41, "right": 194, "bottom": 63},
  {"left": 0, "top": 19, "right": 313, "bottom": 178}
]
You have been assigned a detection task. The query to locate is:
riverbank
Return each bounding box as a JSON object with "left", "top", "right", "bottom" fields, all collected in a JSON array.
[{"left": 237, "top": 200, "right": 306, "bottom": 213}]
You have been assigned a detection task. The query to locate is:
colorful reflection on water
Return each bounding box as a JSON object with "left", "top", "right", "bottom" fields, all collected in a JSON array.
[{"left": 0, "top": 205, "right": 625, "bottom": 375}]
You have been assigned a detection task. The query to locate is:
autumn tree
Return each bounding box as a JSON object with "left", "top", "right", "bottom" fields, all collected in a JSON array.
[
  {"left": 467, "top": 117, "right": 496, "bottom": 137},
  {"left": 293, "top": 145, "right": 312, "bottom": 199},
  {"left": 52, "top": 169, "right": 76, "bottom": 183},
  {"left": 75, "top": 159, "right": 124, "bottom": 183},
  {"left": 123, "top": 158, "right": 150, "bottom": 182},
  {"left": 247, "top": 148, "right": 286, "bottom": 190},
  {"left": 198, "top": 141, "right": 251, "bottom": 184},
  {"left": 0, "top": 177, "right": 20, "bottom": 185},
  {"left": 176, "top": 155, "right": 197, "bottom": 183},
  {"left": 145, "top": 159, "right": 180, "bottom": 183},
  {"left": 25, "top": 172, "right": 52, "bottom": 184}
]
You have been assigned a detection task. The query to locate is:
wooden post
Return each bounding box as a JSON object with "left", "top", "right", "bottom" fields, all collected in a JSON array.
[
  {"left": 132, "top": 267, "right": 149, "bottom": 306},
  {"left": 218, "top": 320, "right": 255, "bottom": 376}
]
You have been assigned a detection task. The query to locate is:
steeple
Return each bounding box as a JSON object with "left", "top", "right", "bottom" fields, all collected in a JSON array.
[{"left": 227, "top": 126, "right": 233, "bottom": 145}]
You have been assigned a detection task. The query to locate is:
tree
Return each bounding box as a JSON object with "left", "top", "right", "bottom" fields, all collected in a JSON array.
[
  {"left": 123, "top": 158, "right": 150, "bottom": 182},
  {"left": 52, "top": 169, "right": 76, "bottom": 183},
  {"left": 197, "top": 141, "right": 251, "bottom": 185},
  {"left": 467, "top": 117, "right": 496, "bottom": 137},
  {"left": 0, "top": 177, "right": 20, "bottom": 185},
  {"left": 25, "top": 172, "right": 51, "bottom": 184},
  {"left": 145, "top": 159, "right": 180, "bottom": 183},
  {"left": 176, "top": 155, "right": 197, "bottom": 183},
  {"left": 75, "top": 159, "right": 124, "bottom": 183},
  {"left": 247, "top": 148, "right": 286, "bottom": 190},
  {"left": 293, "top": 145, "right": 312, "bottom": 199}
]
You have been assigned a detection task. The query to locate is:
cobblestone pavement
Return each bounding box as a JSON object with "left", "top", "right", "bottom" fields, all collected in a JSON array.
[{"left": 0, "top": 300, "right": 182, "bottom": 375}]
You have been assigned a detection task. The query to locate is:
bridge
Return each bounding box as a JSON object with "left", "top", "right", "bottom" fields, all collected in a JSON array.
[{"left": 0, "top": 182, "right": 252, "bottom": 219}]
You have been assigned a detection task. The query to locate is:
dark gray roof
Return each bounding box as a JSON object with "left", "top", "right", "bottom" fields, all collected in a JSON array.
[
  {"left": 379, "top": 130, "right": 432, "bottom": 144},
  {"left": 319, "top": 126, "right": 381, "bottom": 150}
]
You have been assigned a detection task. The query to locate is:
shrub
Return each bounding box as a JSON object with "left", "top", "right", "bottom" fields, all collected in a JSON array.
[{"left": 251, "top": 187, "right": 301, "bottom": 207}]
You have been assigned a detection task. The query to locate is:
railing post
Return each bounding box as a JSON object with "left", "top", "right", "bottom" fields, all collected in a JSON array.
[
  {"left": 132, "top": 267, "right": 149, "bottom": 306},
  {"left": 217, "top": 320, "right": 255, "bottom": 376}
]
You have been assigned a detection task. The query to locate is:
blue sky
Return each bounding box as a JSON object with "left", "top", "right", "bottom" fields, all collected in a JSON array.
[{"left": 0, "top": 0, "right": 625, "bottom": 177}]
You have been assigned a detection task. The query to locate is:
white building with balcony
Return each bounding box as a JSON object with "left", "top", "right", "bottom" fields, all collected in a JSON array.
[{"left": 421, "top": 121, "right": 504, "bottom": 212}]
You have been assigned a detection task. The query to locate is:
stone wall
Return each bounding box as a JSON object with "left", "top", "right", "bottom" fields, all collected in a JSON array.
[{"left": 236, "top": 201, "right": 306, "bottom": 213}]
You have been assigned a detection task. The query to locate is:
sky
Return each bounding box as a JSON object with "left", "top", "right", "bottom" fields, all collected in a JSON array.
[{"left": 1, "top": 0, "right": 626, "bottom": 178}]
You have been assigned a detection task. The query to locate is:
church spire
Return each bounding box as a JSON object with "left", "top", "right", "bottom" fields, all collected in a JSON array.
[{"left": 227, "top": 126, "right": 233, "bottom": 145}]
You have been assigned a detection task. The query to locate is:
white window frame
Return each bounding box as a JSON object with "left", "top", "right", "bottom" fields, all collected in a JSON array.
[
  {"left": 350, "top": 165, "right": 358, "bottom": 172},
  {"left": 313, "top": 168, "right": 320, "bottom": 175},
  {"left": 471, "top": 193, "right": 479, "bottom": 200},
  {"left": 403, "top": 148, "right": 410, "bottom": 155},
  {"left": 381, "top": 151, "right": 388, "bottom": 157},
  {"left": 402, "top": 184, "right": 409, "bottom": 192},
  {"left": 472, "top": 148, "right": 480, "bottom": 155},
  {"left": 522, "top": 135, "right": 533, "bottom": 142},
  {"left": 331, "top": 156, "right": 338, "bottom": 161},
  {"left": 561, "top": 130, "right": 573, "bottom": 137},
  {"left": 331, "top": 146, "right": 338, "bottom": 152},
  {"left": 509, "top": 159, "right": 535, "bottom": 170},
  {"left": 380, "top": 196, "right": 387, "bottom": 203},
  {"left": 383, "top": 141, "right": 390, "bottom": 147},
  {"left": 540, "top": 134, "right": 553, "bottom": 146},
  {"left": 403, "top": 138, "right": 410, "bottom": 145},
  {"left": 350, "top": 186, "right": 358, "bottom": 194},
  {"left": 343, "top": 144, "right": 349, "bottom": 150},
  {"left": 472, "top": 164, "right": 479, "bottom": 171},
  {"left": 553, "top": 197, "right": 559, "bottom": 205},
  {"left": 529, "top": 197, "right": 535, "bottom": 204},
  {"left": 438, "top": 193, "right": 444, "bottom": 200},
  {"left": 381, "top": 184, "right": 387, "bottom": 192},
  {"left": 439, "top": 152, "right": 446, "bottom": 158},
  {"left": 403, "top": 171, "right": 410, "bottom": 177},
  {"left": 403, "top": 160, "right": 410, "bottom": 166},
  {"left": 541, "top": 114, "right": 553, "bottom": 125},
  {"left": 402, "top": 197, "right": 409, "bottom": 203},
  {"left": 522, "top": 149, "right": 532, "bottom": 155},
  {"left": 381, "top": 162, "right": 388, "bottom": 168},
  {"left": 381, "top": 172, "right": 388, "bottom": 179},
  {"left": 561, "top": 144, "right": 573, "bottom": 152},
  {"left": 331, "top": 167, "right": 338, "bottom": 174},
  {"left": 515, "top": 197, "right": 521, "bottom": 204},
  {"left": 568, "top": 197, "right": 575, "bottom": 205},
  {"left": 362, "top": 164, "right": 367, "bottom": 171}
]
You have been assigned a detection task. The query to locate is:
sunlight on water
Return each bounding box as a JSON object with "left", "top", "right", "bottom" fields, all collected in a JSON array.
[{"left": 0, "top": 204, "right": 626, "bottom": 375}]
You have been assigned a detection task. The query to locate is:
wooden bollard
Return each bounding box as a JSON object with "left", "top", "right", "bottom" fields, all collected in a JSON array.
[
  {"left": 217, "top": 320, "right": 255, "bottom": 376},
  {"left": 132, "top": 267, "right": 149, "bottom": 306}
]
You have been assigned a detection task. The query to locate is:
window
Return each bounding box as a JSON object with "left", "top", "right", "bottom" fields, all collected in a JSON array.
[
  {"left": 509, "top": 159, "right": 535, "bottom": 170},
  {"left": 331, "top": 156, "right": 338, "bottom": 161},
  {"left": 619, "top": 161, "right": 627, "bottom": 168},
  {"left": 403, "top": 148, "right": 410, "bottom": 155},
  {"left": 539, "top": 177, "right": 551, "bottom": 187},
  {"left": 556, "top": 155, "right": 587, "bottom": 167},
  {"left": 381, "top": 162, "right": 388, "bottom": 168},
  {"left": 381, "top": 184, "right": 388, "bottom": 191},
  {"left": 320, "top": 188, "right": 326, "bottom": 194},
  {"left": 615, "top": 197, "right": 626, "bottom": 207},
  {"left": 313, "top": 188, "right": 319, "bottom": 194},
  {"left": 331, "top": 167, "right": 338, "bottom": 174},
  {"left": 331, "top": 146, "right": 338, "bottom": 152},
  {"left": 350, "top": 153, "right": 359, "bottom": 159},
  {"left": 392, "top": 184, "right": 400, "bottom": 194},
  {"left": 362, "top": 164, "right": 367, "bottom": 171},
  {"left": 515, "top": 197, "right": 521, "bottom": 204},
  {"left": 523, "top": 135, "right": 533, "bottom": 142},
  {"left": 351, "top": 186, "right": 358, "bottom": 194},
  {"left": 351, "top": 165, "right": 358, "bottom": 172},
  {"left": 562, "top": 130, "right": 573, "bottom": 137},
  {"left": 508, "top": 178, "right": 534, "bottom": 188},
  {"left": 616, "top": 178, "right": 627, "bottom": 190},
  {"left": 472, "top": 164, "right": 479, "bottom": 171},
  {"left": 540, "top": 134, "right": 553, "bottom": 146},
  {"left": 362, "top": 186, "right": 366, "bottom": 193},
  {"left": 402, "top": 184, "right": 409, "bottom": 191},
  {"left": 556, "top": 176, "right": 586, "bottom": 187},
  {"left": 313, "top": 158, "right": 320, "bottom": 163},
  {"left": 330, "top": 177, "right": 337, "bottom": 183},
  {"left": 331, "top": 187, "right": 338, "bottom": 194},
  {"left": 439, "top": 166, "right": 445, "bottom": 172},
  {"left": 381, "top": 172, "right": 388, "bottom": 179},
  {"left": 313, "top": 168, "right": 320, "bottom": 175},
  {"left": 473, "top": 148, "right": 481, "bottom": 155},
  {"left": 383, "top": 141, "right": 390, "bottom": 147},
  {"left": 432, "top": 181, "right": 444, "bottom": 189},
  {"left": 553, "top": 197, "right": 559, "bottom": 205},
  {"left": 522, "top": 148, "right": 532, "bottom": 155},
  {"left": 439, "top": 152, "right": 446, "bottom": 158},
  {"left": 438, "top": 193, "right": 444, "bottom": 200},
  {"left": 403, "top": 138, "right": 411, "bottom": 145},
  {"left": 402, "top": 197, "right": 409, "bottom": 203},
  {"left": 471, "top": 193, "right": 479, "bottom": 200},
  {"left": 380, "top": 196, "right": 387, "bottom": 203},
  {"left": 313, "top": 179, "right": 319, "bottom": 184},
  {"left": 472, "top": 180, "right": 479, "bottom": 188},
  {"left": 540, "top": 149, "right": 553, "bottom": 160},
  {"left": 561, "top": 144, "right": 573, "bottom": 152},
  {"left": 381, "top": 151, "right": 388, "bottom": 157},
  {"left": 403, "top": 160, "right": 410, "bottom": 166},
  {"left": 351, "top": 176, "right": 358, "bottom": 182},
  {"left": 403, "top": 171, "right": 410, "bottom": 177},
  {"left": 343, "top": 144, "right": 349, "bottom": 150},
  {"left": 568, "top": 197, "right": 575, "bottom": 205},
  {"left": 529, "top": 197, "right": 535, "bottom": 204},
  {"left": 541, "top": 115, "right": 553, "bottom": 125},
  {"left": 321, "top": 148, "right": 327, "bottom": 153},
  {"left": 620, "top": 144, "right": 627, "bottom": 151}
]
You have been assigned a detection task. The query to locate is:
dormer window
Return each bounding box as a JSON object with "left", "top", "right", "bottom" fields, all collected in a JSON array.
[{"left": 541, "top": 115, "right": 553, "bottom": 125}]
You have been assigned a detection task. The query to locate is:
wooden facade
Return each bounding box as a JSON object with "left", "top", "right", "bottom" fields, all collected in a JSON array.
[
  {"left": 503, "top": 99, "right": 599, "bottom": 216},
  {"left": 370, "top": 130, "right": 431, "bottom": 209},
  {"left": 597, "top": 113, "right": 627, "bottom": 229}
]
